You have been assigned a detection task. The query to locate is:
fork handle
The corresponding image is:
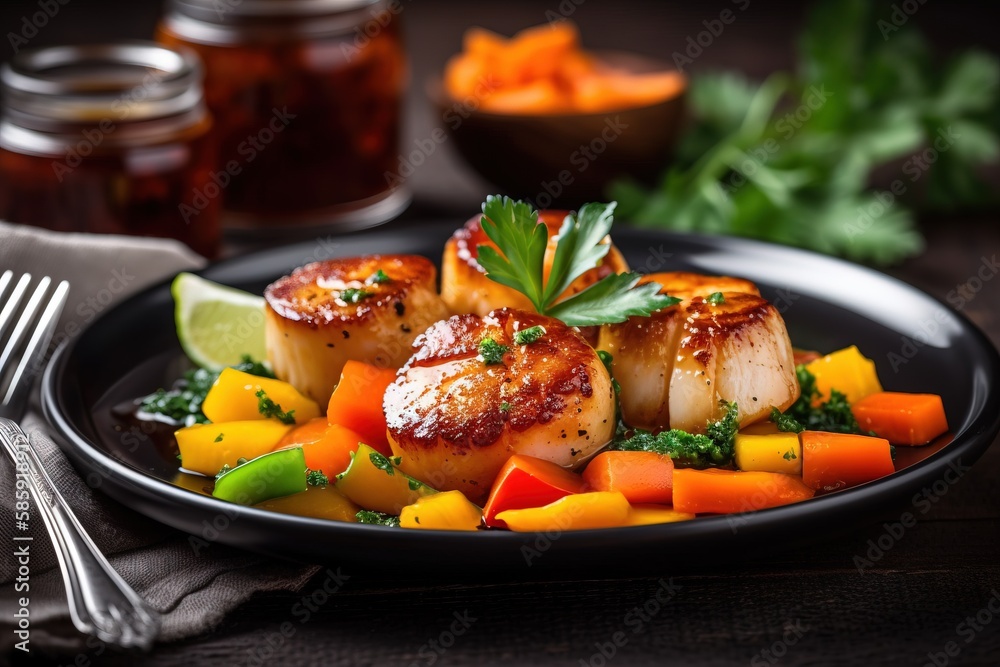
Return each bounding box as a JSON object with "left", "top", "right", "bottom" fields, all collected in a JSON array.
[{"left": 2, "top": 421, "right": 160, "bottom": 649}]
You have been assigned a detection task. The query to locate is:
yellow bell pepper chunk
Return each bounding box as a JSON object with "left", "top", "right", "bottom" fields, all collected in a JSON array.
[
  {"left": 256, "top": 485, "right": 360, "bottom": 522},
  {"left": 175, "top": 420, "right": 293, "bottom": 476},
  {"left": 400, "top": 490, "right": 483, "bottom": 531},
  {"left": 627, "top": 504, "right": 695, "bottom": 525},
  {"left": 202, "top": 368, "right": 320, "bottom": 425},
  {"left": 495, "top": 491, "right": 631, "bottom": 532},
  {"left": 734, "top": 432, "right": 802, "bottom": 475},
  {"left": 805, "top": 345, "right": 882, "bottom": 406},
  {"left": 335, "top": 444, "right": 436, "bottom": 515}
]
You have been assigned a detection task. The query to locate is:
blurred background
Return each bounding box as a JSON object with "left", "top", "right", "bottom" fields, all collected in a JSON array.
[{"left": 0, "top": 0, "right": 997, "bottom": 263}]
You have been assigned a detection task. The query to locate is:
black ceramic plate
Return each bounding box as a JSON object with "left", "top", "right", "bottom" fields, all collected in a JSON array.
[{"left": 41, "top": 226, "right": 1000, "bottom": 574}]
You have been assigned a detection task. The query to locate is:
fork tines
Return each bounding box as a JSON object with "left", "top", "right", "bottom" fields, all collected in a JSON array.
[{"left": 0, "top": 270, "right": 70, "bottom": 416}]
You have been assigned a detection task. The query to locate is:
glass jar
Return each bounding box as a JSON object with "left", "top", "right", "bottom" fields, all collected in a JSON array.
[
  {"left": 157, "top": 0, "right": 409, "bottom": 233},
  {"left": 0, "top": 43, "right": 220, "bottom": 257}
]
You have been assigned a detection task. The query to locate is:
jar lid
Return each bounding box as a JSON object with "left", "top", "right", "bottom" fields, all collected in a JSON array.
[
  {"left": 170, "top": 0, "right": 380, "bottom": 20},
  {"left": 1, "top": 41, "right": 204, "bottom": 126},
  {"left": 163, "top": 0, "right": 386, "bottom": 42}
]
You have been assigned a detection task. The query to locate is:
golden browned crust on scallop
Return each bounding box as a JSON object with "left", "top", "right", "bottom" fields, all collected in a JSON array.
[
  {"left": 263, "top": 254, "right": 451, "bottom": 404},
  {"left": 598, "top": 272, "right": 795, "bottom": 433},
  {"left": 680, "top": 293, "right": 777, "bottom": 367},
  {"left": 387, "top": 309, "right": 601, "bottom": 451},
  {"left": 265, "top": 255, "right": 439, "bottom": 327},
  {"left": 638, "top": 271, "right": 760, "bottom": 300}
]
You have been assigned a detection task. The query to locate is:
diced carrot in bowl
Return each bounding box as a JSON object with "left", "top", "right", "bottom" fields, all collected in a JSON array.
[{"left": 443, "top": 21, "right": 684, "bottom": 115}]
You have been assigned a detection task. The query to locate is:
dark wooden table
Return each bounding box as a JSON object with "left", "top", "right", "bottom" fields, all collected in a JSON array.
[{"left": 7, "top": 1, "right": 1000, "bottom": 665}]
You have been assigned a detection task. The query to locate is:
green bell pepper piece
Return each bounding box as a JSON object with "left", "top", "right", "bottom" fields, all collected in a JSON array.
[{"left": 212, "top": 447, "right": 307, "bottom": 506}]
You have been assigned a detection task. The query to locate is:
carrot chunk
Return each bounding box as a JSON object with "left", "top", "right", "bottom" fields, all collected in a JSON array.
[
  {"left": 851, "top": 392, "right": 948, "bottom": 446},
  {"left": 672, "top": 469, "right": 814, "bottom": 514},
  {"left": 800, "top": 431, "right": 895, "bottom": 491},
  {"left": 582, "top": 451, "right": 674, "bottom": 504}
]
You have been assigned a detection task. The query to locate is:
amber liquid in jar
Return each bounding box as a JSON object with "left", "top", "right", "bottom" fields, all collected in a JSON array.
[
  {"left": 158, "top": 0, "right": 409, "bottom": 231},
  {"left": 0, "top": 43, "right": 221, "bottom": 257}
]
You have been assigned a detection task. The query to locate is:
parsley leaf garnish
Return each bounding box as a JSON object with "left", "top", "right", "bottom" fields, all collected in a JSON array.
[
  {"left": 255, "top": 389, "right": 296, "bottom": 425},
  {"left": 771, "top": 365, "right": 867, "bottom": 434},
  {"left": 610, "top": 0, "right": 999, "bottom": 266},
  {"left": 366, "top": 269, "right": 391, "bottom": 285},
  {"left": 306, "top": 469, "right": 329, "bottom": 487},
  {"left": 356, "top": 510, "right": 400, "bottom": 527},
  {"left": 138, "top": 355, "right": 274, "bottom": 426},
  {"left": 706, "top": 292, "right": 726, "bottom": 305},
  {"left": 476, "top": 196, "right": 679, "bottom": 326},
  {"left": 513, "top": 325, "right": 545, "bottom": 345},
  {"left": 340, "top": 288, "right": 372, "bottom": 303},
  {"left": 478, "top": 337, "right": 509, "bottom": 365},
  {"left": 614, "top": 401, "right": 739, "bottom": 468},
  {"left": 370, "top": 451, "right": 395, "bottom": 476}
]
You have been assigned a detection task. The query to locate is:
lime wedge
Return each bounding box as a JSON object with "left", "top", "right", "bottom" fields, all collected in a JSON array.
[{"left": 172, "top": 272, "right": 267, "bottom": 370}]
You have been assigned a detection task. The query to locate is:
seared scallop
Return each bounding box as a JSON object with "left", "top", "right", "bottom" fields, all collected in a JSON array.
[
  {"left": 597, "top": 272, "right": 797, "bottom": 433},
  {"left": 384, "top": 308, "right": 615, "bottom": 503},
  {"left": 441, "top": 210, "right": 630, "bottom": 316},
  {"left": 265, "top": 255, "right": 450, "bottom": 404}
]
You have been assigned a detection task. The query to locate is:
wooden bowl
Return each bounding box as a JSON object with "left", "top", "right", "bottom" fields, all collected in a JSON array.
[{"left": 428, "top": 52, "right": 686, "bottom": 207}]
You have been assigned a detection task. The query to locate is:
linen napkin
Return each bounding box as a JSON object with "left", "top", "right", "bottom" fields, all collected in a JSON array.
[{"left": 0, "top": 223, "right": 321, "bottom": 648}]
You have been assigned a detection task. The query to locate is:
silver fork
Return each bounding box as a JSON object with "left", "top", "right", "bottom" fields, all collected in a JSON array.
[{"left": 0, "top": 270, "right": 160, "bottom": 650}]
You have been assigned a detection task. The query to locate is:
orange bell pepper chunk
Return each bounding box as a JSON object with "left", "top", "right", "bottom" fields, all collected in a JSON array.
[
  {"left": 277, "top": 417, "right": 329, "bottom": 448},
  {"left": 274, "top": 418, "right": 366, "bottom": 478},
  {"left": 326, "top": 360, "right": 397, "bottom": 456}
]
